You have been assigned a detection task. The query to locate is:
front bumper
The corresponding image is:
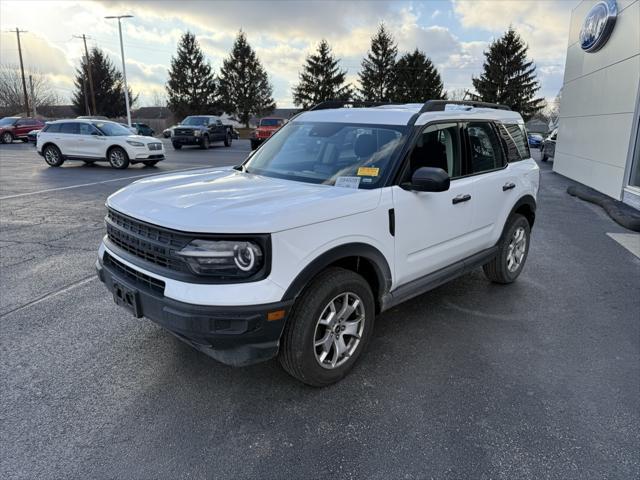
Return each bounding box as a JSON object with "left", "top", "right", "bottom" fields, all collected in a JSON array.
[
  {"left": 172, "top": 136, "right": 202, "bottom": 145},
  {"left": 96, "top": 252, "right": 293, "bottom": 367}
]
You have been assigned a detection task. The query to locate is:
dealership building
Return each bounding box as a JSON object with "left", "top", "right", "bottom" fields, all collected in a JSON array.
[{"left": 553, "top": 0, "right": 640, "bottom": 209}]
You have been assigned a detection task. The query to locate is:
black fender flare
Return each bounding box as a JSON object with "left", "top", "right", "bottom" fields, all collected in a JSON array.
[
  {"left": 281, "top": 243, "right": 393, "bottom": 304},
  {"left": 508, "top": 194, "right": 537, "bottom": 227}
]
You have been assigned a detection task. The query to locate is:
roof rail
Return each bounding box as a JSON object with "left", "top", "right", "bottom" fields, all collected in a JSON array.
[
  {"left": 309, "top": 100, "right": 402, "bottom": 111},
  {"left": 419, "top": 100, "right": 511, "bottom": 113}
]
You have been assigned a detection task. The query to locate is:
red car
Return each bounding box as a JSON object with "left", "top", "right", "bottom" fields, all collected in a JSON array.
[
  {"left": 0, "top": 117, "right": 45, "bottom": 144},
  {"left": 250, "top": 117, "right": 286, "bottom": 150}
]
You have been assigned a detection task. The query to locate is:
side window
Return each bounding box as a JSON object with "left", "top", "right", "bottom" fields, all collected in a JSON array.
[
  {"left": 60, "top": 123, "right": 80, "bottom": 135},
  {"left": 79, "top": 123, "right": 98, "bottom": 135},
  {"left": 44, "top": 123, "right": 60, "bottom": 133},
  {"left": 407, "top": 122, "right": 462, "bottom": 180},
  {"left": 496, "top": 123, "right": 530, "bottom": 162},
  {"left": 15, "top": 119, "right": 27, "bottom": 126},
  {"left": 467, "top": 122, "right": 504, "bottom": 174}
]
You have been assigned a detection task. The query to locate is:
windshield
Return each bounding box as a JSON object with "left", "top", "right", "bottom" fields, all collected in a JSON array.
[
  {"left": 243, "top": 122, "right": 407, "bottom": 189},
  {"left": 260, "top": 118, "right": 283, "bottom": 127},
  {"left": 181, "top": 116, "right": 209, "bottom": 126},
  {"left": 93, "top": 121, "right": 133, "bottom": 136},
  {"left": 0, "top": 117, "right": 17, "bottom": 126}
]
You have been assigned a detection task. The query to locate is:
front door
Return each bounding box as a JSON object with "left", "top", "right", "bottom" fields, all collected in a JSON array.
[{"left": 392, "top": 122, "right": 478, "bottom": 286}]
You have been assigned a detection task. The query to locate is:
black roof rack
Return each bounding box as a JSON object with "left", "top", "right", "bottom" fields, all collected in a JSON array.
[
  {"left": 309, "top": 100, "right": 403, "bottom": 111},
  {"left": 419, "top": 100, "right": 511, "bottom": 113}
]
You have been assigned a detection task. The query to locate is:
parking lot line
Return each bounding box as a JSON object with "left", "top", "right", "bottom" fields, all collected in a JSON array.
[{"left": 0, "top": 166, "right": 212, "bottom": 201}]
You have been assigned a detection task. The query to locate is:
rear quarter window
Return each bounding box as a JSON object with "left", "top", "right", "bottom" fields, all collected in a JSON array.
[
  {"left": 497, "top": 123, "right": 530, "bottom": 162},
  {"left": 43, "top": 123, "right": 61, "bottom": 133}
]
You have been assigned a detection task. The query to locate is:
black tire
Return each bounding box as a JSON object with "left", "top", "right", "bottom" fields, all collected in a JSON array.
[
  {"left": 200, "top": 135, "right": 210, "bottom": 149},
  {"left": 21, "top": 138, "right": 29, "bottom": 143},
  {"left": 279, "top": 267, "right": 375, "bottom": 387},
  {"left": 1, "top": 131, "right": 13, "bottom": 144},
  {"left": 224, "top": 132, "right": 232, "bottom": 147},
  {"left": 143, "top": 160, "right": 159, "bottom": 167},
  {"left": 250, "top": 139, "right": 259, "bottom": 150},
  {"left": 483, "top": 214, "right": 531, "bottom": 284},
  {"left": 108, "top": 146, "right": 130, "bottom": 169},
  {"left": 541, "top": 153, "right": 548, "bottom": 162},
  {"left": 43, "top": 144, "right": 64, "bottom": 167},
  {"left": 172, "top": 142, "right": 182, "bottom": 150}
]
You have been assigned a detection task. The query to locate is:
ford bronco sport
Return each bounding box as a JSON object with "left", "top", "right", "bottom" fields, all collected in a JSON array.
[{"left": 97, "top": 100, "right": 539, "bottom": 386}]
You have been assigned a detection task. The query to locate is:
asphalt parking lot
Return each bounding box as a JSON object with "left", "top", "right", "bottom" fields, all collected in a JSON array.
[{"left": 1, "top": 140, "right": 638, "bottom": 479}]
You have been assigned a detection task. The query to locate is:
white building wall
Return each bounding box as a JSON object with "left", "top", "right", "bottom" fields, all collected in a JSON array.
[{"left": 553, "top": 0, "right": 640, "bottom": 200}]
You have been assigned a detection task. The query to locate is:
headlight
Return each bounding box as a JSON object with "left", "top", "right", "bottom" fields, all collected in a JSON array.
[
  {"left": 126, "top": 140, "right": 145, "bottom": 147},
  {"left": 193, "top": 130, "right": 201, "bottom": 136},
  {"left": 177, "top": 239, "right": 264, "bottom": 278}
]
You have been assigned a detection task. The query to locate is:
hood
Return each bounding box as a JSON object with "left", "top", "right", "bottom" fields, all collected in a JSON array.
[
  {"left": 125, "top": 134, "right": 157, "bottom": 143},
  {"left": 107, "top": 167, "right": 381, "bottom": 233}
]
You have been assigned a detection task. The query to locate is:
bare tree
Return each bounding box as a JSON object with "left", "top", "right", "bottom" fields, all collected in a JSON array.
[
  {"left": 0, "top": 64, "right": 61, "bottom": 113},
  {"left": 150, "top": 90, "right": 166, "bottom": 107},
  {"left": 447, "top": 88, "right": 470, "bottom": 101}
]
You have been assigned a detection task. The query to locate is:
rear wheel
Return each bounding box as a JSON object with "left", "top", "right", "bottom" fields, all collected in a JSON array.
[
  {"left": 224, "top": 132, "right": 232, "bottom": 147},
  {"left": 200, "top": 135, "right": 210, "bottom": 149},
  {"left": 483, "top": 214, "right": 531, "bottom": 284},
  {"left": 143, "top": 160, "right": 159, "bottom": 167},
  {"left": 43, "top": 144, "right": 64, "bottom": 167},
  {"left": 1, "top": 132, "right": 13, "bottom": 144},
  {"left": 172, "top": 142, "right": 182, "bottom": 150},
  {"left": 108, "top": 146, "right": 129, "bottom": 169},
  {"left": 279, "top": 267, "right": 375, "bottom": 387}
]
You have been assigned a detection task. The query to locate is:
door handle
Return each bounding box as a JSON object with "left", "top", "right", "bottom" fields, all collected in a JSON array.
[
  {"left": 452, "top": 194, "right": 471, "bottom": 204},
  {"left": 502, "top": 182, "right": 516, "bottom": 191}
]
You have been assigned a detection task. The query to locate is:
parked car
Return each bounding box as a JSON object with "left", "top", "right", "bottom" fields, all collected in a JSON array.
[
  {"left": 171, "top": 115, "right": 233, "bottom": 149},
  {"left": 0, "top": 117, "right": 45, "bottom": 143},
  {"left": 541, "top": 128, "right": 557, "bottom": 161},
  {"left": 77, "top": 115, "right": 109, "bottom": 120},
  {"left": 96, "top": 100, "right": 539, "bottom": 386},
  {"left": 132, "top": 122, "right": 154, "bottom": 137},
  {"left": 119, "top": 123, "right": 137, "bottom": 134},
  {"left": 250, "top": 117, "right": 286, "bottom": 150},
  {"left": 163, "top": 125, "right": 177, "bottom": 138},
  {"left": 527, "top": 133, "right": 543, "bottom": 149},
  {"left": 37, "top": 119, "right": 165, "bottom": 169},
  {"left": 27, "top": 128, "right": 42, "bottom": 146}
]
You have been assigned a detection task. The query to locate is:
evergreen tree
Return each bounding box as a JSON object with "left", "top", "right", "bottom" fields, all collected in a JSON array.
[
  {"left": 390, "top": 49, "right": 445, "bottom": 103},
  {"left": 72, "top": 47, "right": 136, "bottom": 117},
  {"left": 358, "top": 24, "right": 397, "bottom": 102},
  {"left": 471, "top": 28, "right": 544, "bottom": 120},
  {"left": 217, "top": 31, "right": 275, "bottom": 128},
  {"left": 166, "top": 32, "right": 217, "bottom": 119},
  {"left": 293, "top": 40, "right": 352, "bottom": 109}
]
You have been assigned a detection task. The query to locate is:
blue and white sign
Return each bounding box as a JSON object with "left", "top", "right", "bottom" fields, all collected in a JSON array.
[{"left": 579, "top": 0, "right": 618, "bottom": 53}]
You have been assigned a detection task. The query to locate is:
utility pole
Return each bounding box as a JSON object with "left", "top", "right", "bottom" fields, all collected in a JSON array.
[
  {"left": 74, "top": 34, "right": 97, "bottom": 115},
  {"left": 105, "top": 15, "right": 133, "bottom": 126},
  {"left": 82, "top": 78, "right": 90, "bottom": 115},
  {"left": 8, "top": 28, "right": 29, "bottom": 115},
  {"left": 29, "top": 75, "right": 36, "bottom": 117}
]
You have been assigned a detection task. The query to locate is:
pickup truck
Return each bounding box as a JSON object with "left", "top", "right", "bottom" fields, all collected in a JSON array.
[{"left": 171, "top": 115, "right": 233, "bottom": 150}]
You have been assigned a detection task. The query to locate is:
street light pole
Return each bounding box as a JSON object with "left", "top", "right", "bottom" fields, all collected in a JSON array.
[{"left": 105, "top": 15, "right": 133, "bottom": 126}]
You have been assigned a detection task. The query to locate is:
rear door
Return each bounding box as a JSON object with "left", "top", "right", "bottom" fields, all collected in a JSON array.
[
  {"left": 392, "top": 122, "right": 478, "bottom": 285},
  {"left": 464, "top": 121, "right": 519, "bottom": 249},
  {"left": 57, "top": 122, "right": 81, "bottom": 156}
]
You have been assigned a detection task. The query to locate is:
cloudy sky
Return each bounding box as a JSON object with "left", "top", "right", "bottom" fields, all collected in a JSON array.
[{"left": 0, "top": 0, "right": 575, "bottom": 108}]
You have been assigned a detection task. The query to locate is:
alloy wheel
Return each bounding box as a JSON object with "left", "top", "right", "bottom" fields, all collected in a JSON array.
[
  {"left": 44, "top": 147, "right": 59, "bottom": 165},
  {"left": 110, "top": 149, "right": 126, "bottom": 168},
  {"left": 313, "top": 292, "right": 365, "bottom": 369},
  {"left": 506, "top": 226, "right": 527, "bottom": 272},
  {"left": 2, "top": 132, "right": 12, "bottom": 144}
]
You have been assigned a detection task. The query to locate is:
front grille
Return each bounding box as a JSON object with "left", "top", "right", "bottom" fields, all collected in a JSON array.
[
  {"left": 148, "top": 143, "right": 162, "bottom": 151},
  {"left": 174, "top": 128, "right": 193, "bottom": 136},
  {"left": 104, "top": 252, "right": 165, "bottom": 294},
  {"left": 106, "top": 209, "right": 190, "bottom": 272}
]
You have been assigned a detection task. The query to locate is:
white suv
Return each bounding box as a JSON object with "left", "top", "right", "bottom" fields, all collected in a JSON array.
[
  {"left": 97, "top": 100, "right": 540, "bottom": 386},
  {"left": 37, "top": 119, "right": 165, "bottom": 169}
]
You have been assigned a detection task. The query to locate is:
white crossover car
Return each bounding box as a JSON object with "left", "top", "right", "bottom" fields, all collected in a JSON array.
[
  {"left": 97, "top": 100, "right": 540, "bottom": 386},
  {"left": 37, "top": 119, "right": 165, "bottom": 169}
]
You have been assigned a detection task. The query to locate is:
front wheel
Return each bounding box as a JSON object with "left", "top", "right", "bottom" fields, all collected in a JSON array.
[
  {"left": 250, "top": 139, "right": 260, "bottom": 150},
  {"left": 172, "top": 142, "right": 182, "bottom": 150},
  {"left": 43, "top": 144, "right": 64, "bottom": 167},
  {"left": 279, "top": 267, "right": 375, "bottom": 387},
  {"left": 200, "top": 135, "right": 210, "bottom": 149},
  {"left": 483, "top": 214, "right": 531, "bottom": 284},
  {"left": 108, "top": 147, "right": 130, "bottom": 169},
  {"left": 224, "top": 133, "right": 232, "bottom": 147},
  {"left": 1, "top": 132, "right": 13, "bottom": 144}
]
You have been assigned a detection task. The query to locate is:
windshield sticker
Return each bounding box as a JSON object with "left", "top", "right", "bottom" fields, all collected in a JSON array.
[
  {"left": 335, "top": 176, "right": 361, "bottom": 189},
  {"left": 357, "top": 166, "right": 380, "bottom": 177}
]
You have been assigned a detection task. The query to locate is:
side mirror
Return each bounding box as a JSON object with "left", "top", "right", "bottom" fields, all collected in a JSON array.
[{"left": 403, "top": 167, "right": 450, "bottom": 192}]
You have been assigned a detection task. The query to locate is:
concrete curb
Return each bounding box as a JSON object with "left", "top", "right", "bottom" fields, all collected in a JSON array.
[{"left": 567, "top": 185, "right": 640, "bottom": 232}]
